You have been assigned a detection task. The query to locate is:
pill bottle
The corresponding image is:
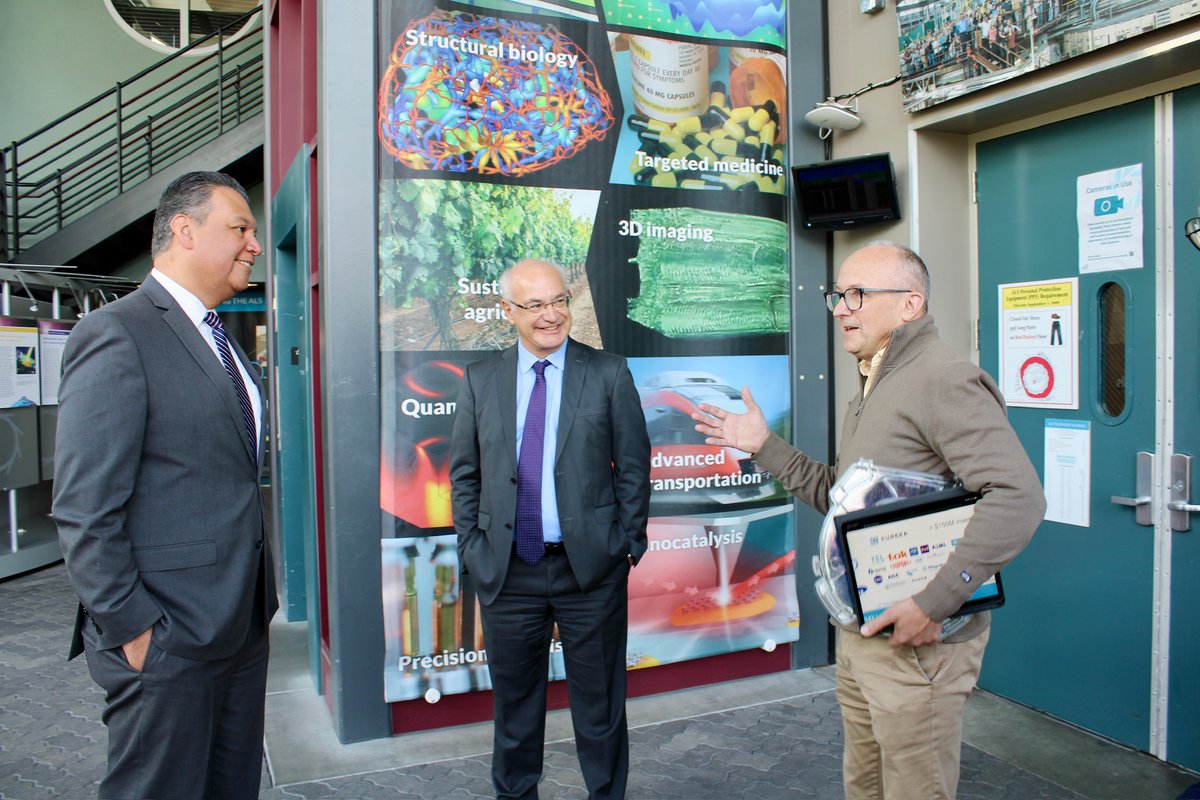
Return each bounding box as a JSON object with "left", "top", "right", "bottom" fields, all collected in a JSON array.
[
  {"left": 629, "top": 36, "right": 710, "bottom": 123},
  {"left": 729, "top": 56, "right": 788, "bottom": 142},
  {"left": 729, "top": 46, "right": 787, "bottom": 77}
]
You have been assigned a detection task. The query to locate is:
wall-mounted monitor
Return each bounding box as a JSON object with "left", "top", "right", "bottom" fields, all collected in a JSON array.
[{"left": 791, "top": 153, "right": 901, "bottom": 229}]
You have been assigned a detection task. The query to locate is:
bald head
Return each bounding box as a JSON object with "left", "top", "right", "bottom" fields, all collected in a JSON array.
[
  {"left": 859, "top": 241, "right": 930, "bottom": 312},
  {"left": 832, "top": 242, "right": 929, "bottom": 361},
  {"left": 499, "top": 259, "right": 572, "bottom": 358},
  {"left": 499, "top": 260, "right": 568, "bottom": 299}
]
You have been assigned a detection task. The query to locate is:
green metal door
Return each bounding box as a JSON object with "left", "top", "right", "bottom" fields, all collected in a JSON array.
[{"left": 977, "top": 93, "right": 1199, "bottom": 769}]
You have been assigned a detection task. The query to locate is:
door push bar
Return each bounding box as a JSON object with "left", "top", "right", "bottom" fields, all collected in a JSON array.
[
  {"left": 1169, "top": 453, "right": 1200, "bottom": 532},
  {"left": 1110, "top": 452, "right": 1199, "bottom": 531},
  {"left": 1111, "top": 451, "right": 1154, "bottom": 527}
]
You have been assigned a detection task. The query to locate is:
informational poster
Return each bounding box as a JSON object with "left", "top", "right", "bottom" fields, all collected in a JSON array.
[
  {"left": 37, "top": 320, "right": 74, "bottom": 406},
  {"left": 1077, "top": 164, "right": 1143, "bottom": 273},
  {"left": 998, "top": 278, "right": 1078, "bottom": 409},
  {"left": 1043, "top": 419, "right": 1090, "bottom": 527},
  {"left": 0, "top": 318, "right": 41, "bottom": 408},
  {"left": 376, "top": 0, "right": 794, "bottom": 702}
]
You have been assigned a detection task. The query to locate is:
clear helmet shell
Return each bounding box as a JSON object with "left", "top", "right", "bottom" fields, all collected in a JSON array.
[{"left": 812, "top": 459, "right": 950, "bottom": 626}]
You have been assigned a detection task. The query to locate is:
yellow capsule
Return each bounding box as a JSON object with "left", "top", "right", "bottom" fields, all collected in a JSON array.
[
  {"left": 658, "top": 131, "right": 684, "bottom": 149},
  {"left": 755, "top": 176, "right": 776, "bottom": 192},
  {"left": 729, "top": 106, "right": 754, "bottom": 124},
  {"left": 651, "top": 172, "right": 678, "bottom": 188},
  {"left": 675, "top": 116, "right": 703, "bottom": 134},
  {"left": 760, "top": 121, "right": 777, "bottom": 145},
  {"left": 694, "top": 145, "right": 717, "bottom": 161},
  {"left": 711, "top": 172, "right": 752, "bottom": 189},
  {"left": 747, "top": 108, "right": 771, "bottom": 132},
  {"left": 711, "top": 138, "right": 740, "bottom": 157},
  {"left": 744, "top": 135, "right": 761, "bottom": 147},
  {"left": 680, "top": 179, "right": 721, "bottom": 190}
]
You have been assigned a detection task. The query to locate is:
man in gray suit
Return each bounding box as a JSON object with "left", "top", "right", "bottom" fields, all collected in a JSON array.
[
  {"left": 450, "top": 259, "right": 651, "bottom": 800},
  {"left": 54, "top": 171, "right": 276, "bottom": 800}
]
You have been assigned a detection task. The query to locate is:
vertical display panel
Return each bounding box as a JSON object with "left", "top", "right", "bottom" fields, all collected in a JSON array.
[{"left": 377, "top": 0, "right": 794, "bottom": 702}]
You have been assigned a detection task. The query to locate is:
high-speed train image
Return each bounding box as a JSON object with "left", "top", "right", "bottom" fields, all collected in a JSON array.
[{"left": 638, "top": 370, "right": 777, "bottom": 509}]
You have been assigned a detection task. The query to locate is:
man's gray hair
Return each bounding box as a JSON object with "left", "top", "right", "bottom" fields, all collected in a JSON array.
[
  {"left": 865, "top": 240, "right": 931, "bottom": 307},
  {"left": 498, "top": 259, "right": 568, "bottom": 300},
  {"left": 151, "top": 172, "right": 250, "bottom": 258}
]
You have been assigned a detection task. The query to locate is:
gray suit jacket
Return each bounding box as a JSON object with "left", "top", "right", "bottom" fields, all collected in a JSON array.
[
  {"left": 450, "top": 338, "right": 651, "bottom": 605},
  {"left": 54, "top": 275, "right": 277, "bottom": 661}
]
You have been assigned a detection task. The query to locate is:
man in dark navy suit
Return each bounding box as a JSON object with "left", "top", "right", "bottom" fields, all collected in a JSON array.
[
  {"left": 451, "top": 259, "right": 650, "bottom": 799},
  {"left": 55, "top": 171, "right": 276, "bottom": 800}
]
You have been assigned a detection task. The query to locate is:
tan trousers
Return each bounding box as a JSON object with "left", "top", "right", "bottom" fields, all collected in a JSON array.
[{"left": 835, "top": 626, "right": 989, "bottom": 800}]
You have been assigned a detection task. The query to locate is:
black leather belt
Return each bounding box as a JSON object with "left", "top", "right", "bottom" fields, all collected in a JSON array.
[{"left": 513, "top": 540, "right": 566, "bottom": 557}]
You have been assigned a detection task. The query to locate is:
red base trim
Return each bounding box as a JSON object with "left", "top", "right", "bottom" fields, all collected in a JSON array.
[{"left": 390, "top": 645, "right": 791, "bottom": 735}]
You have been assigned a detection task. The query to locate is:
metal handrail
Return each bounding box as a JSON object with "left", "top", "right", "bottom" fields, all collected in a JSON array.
[{"left": 1, "top": 8, "right": 264, "bottom": 258}]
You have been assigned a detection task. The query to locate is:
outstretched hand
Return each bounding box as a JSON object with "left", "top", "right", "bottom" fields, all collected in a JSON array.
[
  {"left": 691, "top": 387, "right": 770, "bottom": 454},
  {"left": 859, "top": 597, "right": 943, "bottom": 647}
]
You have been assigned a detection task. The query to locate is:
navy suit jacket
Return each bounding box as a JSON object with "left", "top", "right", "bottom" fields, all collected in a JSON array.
[
  {"left": 450, "top": 338, "right": 651, "bottom": 605},
  {"left": 54, "top": 275, "right": 277, "bottom": 661}
]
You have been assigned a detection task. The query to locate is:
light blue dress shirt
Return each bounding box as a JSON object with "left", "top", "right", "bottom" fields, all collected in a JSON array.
[{"left": 515, "top": 339, "right": 566, "bottom": 543}]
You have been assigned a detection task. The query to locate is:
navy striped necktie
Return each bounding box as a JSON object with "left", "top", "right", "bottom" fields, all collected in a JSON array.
[
  {"left": 514, "top": 360, "right": 549, "bottom": 566},
  {"left": 204, "top": 311, "right": 257, "bottom": 465}
]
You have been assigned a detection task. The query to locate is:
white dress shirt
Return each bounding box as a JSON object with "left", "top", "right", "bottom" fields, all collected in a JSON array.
[{"left": 151, "top": 268, "right": 262, "bottom": 451}]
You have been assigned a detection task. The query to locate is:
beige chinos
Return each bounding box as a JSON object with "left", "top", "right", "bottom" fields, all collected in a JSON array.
[{"left": 836, "top": 627, "right": 989, "bottom": 800}]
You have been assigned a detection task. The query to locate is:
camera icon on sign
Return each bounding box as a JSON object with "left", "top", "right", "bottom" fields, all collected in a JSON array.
[{"left": 1094, "top": 195, "right": 1123, "bottom": 216}]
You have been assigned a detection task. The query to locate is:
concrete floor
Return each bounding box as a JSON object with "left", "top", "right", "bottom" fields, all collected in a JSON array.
[
  {"left": 260, "top": 615, "right": 1198, "bottom": 799},
  {"left": 3, "top": 562, "right": 1197, "bottom": 799}
]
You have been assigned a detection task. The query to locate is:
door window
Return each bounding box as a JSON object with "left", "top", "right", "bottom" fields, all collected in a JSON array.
[{"left": 1098, "top": 281, "right": 1127, "bottom": 418}]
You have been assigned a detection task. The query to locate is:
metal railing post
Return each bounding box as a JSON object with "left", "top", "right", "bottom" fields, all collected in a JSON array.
[
  {"left": 235, "top": 64, "right": 243, "bottom": 125},
  {"left": 115, "top": 82, "right": 124, "bottom": 193},
  {"left": 0, "top": 148, "right": 8, "bottom": 262},
  {"left": 9, "top": 142, "right": 19, "bottom": 256},
  {"left": 217, "top": 31, "right": 226, "bottom": 135},
  {"left": 147, "top": 114, "right": 155, "bottom": 176},
  {"left": 55, "top": 169, "right": 64, "bottom": 233}
]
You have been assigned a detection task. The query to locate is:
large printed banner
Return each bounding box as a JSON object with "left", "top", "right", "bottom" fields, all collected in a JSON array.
[
  {"left": 898, "top": 0, "right": 1200, "bottom": 112},
  {"left": 377, "top": 0, "right": 795, "bottom": 703}
]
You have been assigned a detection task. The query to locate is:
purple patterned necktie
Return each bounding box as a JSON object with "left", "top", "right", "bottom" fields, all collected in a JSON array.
[
  {"left": 204, "top": 311, "right": 257, "bottom": 466},
  {"left": 515, "top": 360, "right": 549, "bottom": 566}
]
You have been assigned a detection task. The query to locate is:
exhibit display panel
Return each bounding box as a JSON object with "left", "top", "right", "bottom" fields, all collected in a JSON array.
[{"left": 374, "top": 0, "right": 798, "bottom": 708}]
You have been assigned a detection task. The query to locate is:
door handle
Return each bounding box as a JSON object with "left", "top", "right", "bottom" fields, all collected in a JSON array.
[
  {"left": 1170, "top": 453, "right": 1196, "bottom": 531},
  {"left": 1110, "top": 451, "right": 1154, "bottom": 526}
]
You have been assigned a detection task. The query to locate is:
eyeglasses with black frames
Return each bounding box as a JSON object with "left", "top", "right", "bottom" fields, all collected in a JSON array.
[
  {"left": 505, "top": 294, "right": 572, "bottom": 314},
  {"left": 822, "top": 287, "right": 914, "bottom": 313}
]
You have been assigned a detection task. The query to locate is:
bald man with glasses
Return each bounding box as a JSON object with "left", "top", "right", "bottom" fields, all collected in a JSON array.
[{"left": 693, "top": 242, "right": 1043, "bottom": 800}]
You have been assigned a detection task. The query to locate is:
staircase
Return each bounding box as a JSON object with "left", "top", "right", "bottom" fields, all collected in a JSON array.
[{"left": 0, "top": 7, "right": 264, "bottom": 268}]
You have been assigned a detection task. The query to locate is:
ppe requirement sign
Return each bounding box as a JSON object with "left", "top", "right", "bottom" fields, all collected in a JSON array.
[{"left": 998, "top": 278, "right": 1078, "bottom": 409}]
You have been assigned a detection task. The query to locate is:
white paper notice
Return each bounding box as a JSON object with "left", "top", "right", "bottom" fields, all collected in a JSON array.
[
  {"left": 1044, "top": 419, "right": 1090, "bottom": 527},
  {"left": 0, "top": 320, "right": 41, "bottom": 408},
  {"left": 998, "top": 278, "right": 1078, "bottom": 409},
  {"left": 1077, "top": 164, "right": 1143, "bottom": 273},
  {"left": 38, "top": 322, "right": 74, "bottom": 405}
]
